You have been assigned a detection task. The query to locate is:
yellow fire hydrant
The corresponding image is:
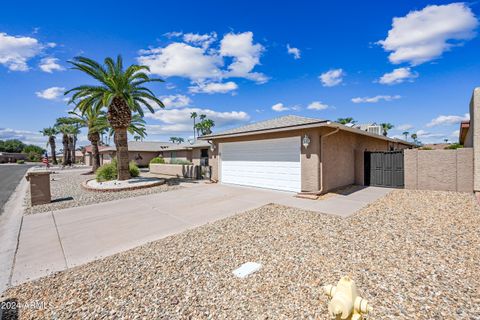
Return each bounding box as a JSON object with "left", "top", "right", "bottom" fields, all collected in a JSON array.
[{"left": 323, "top": 276, "right": 372, "bottom": 320}]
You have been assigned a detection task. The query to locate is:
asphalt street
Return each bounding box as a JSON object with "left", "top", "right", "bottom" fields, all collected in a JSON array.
[{"left": 0, "top": 164, "right": 36, "bottom": 215}]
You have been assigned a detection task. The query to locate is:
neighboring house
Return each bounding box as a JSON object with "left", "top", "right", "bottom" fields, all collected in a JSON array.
[
  {"left": 0, "top": 152, "right": 26, "bottom": 163},
  {"left": 55, "top": 151, "right": 84, "bottom": 164},
  {"left": 200, "top": 115, "right": 413, "bottom": 194},
  {"left": 98, "top": 140, "right": 211, "bottom": 167},
  {"left": 347, "top": 122, "right": 383, "bottom": 136},
  {"left": 83, "top": 145, "right": 110, "bottom": 166}
]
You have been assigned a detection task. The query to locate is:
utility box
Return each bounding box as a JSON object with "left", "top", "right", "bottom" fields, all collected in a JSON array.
[{"left": 25, "top": 171, "right": 52, "bottom": 206}]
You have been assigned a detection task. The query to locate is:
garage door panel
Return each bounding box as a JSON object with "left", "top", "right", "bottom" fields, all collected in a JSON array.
[{"left": 219, "top": 137, "right": 301, "bottom": 192}]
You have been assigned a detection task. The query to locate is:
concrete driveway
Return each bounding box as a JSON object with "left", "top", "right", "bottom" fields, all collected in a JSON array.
[{"left": 10, "top": 183, "right": 391, "bottom": 286}]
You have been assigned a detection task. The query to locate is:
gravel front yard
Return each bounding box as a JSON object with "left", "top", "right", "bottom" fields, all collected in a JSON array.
[
  {"left": 4, "top": 190, "right": 480, "bottom": 319},
  {"left": 24, "top": 169, "right": 182, "bottom": 215}
]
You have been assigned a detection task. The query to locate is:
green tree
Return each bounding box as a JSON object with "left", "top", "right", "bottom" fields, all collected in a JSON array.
[
  {"left": 107, "top": 113, "right": 148, "bottom": 141},
  {"left": 337, "top": 117, "right": 356, "bottom": 125},
  {"left": 22, "top": 144, "right": 46, "bottom": 162},
  {"left": 55, "top": 117, "right": 78, "bottom": 165},
  {"left": 2, "top": 139, "right": 26, "bottom": 153},
  {"left": 402, "top": 131, "right": 409, "bottom": 141},
  {"left": 190, "top": 112, "right": 198, "bottom": 140},
  {"left": 411, "top": 133, "right": 418, "bottom": 144},
  {"left": 169, "top": 137, "right": 185, "bottom": 144},
  {"left": 69, "top": 105, "right": 109, "bottom": 172},
  {"left": 40, "top": 127, "right": 59, "bottom": 164},
  {"left": 380, "top": 123, "right": 394, "bottom": 136},
  {"left": 66, "top": 55, "right": 164, "bottom": 180},
  {"left": 195, "top": 117, "right": 215, "bottom": 136}
]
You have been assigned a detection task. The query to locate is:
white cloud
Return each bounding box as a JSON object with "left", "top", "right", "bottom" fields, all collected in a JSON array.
[
  {"left": 426, "top": 113, "right": 469, "bottom": 127},
  {"left": 138, "top": 31, "right": 268, "bottom": 86},
  {"left": 287, "top": 44, "right": 301, "bottom": 59},
  {"left": 396, "top": 124, "right": 414, "bottom": 131},
  {"left": 0, "top": 32, "right": 44, "bottom": 71},
  {"left": 189, "top": 81, "right": 238, "bottom": 94},
  {"left": 39, "top": 57, "right": 64, "bottom": 73},
  {"left": 35, "top": 86, "right": 65, "bottom": 100},
  {"left": 138, "top": 42, "right": 223, "bottom": 81},
  {"left": 145, "top": 123, "right": 192, "bottom": 136},
  {"left": 319, "top": 69, "right": 344, "bottom": 87},
  {"left": 416, "top": 129, "right": 445, "bottom": 140},
  {"left": 164, "top": 31, "right": 183, "bottom": 38},
  {"left": 271, "top": 103, "right": 289, "bottom": 112},
  {"left": 351, "top": 95, "right": 401, "bottom": 103},
  {"left": 146, "top": 107, "right": 249, "bottom": 128},
  {"left": 378, "top": 3, "right": 478, "bottom": 65},
  {"left": 220, "top": 31, "right": 267, "bottom": 83},
  {"left": 378, "top": 67, "right": 417, "bottom": 85},
  {"left": 307, "top": 101, "right": 329, "bottom": 110},
  {"left": 451, "top": 130, "right": 460, "bottom": 138},
  {"left": 183, "top": 32, "right": 217, "bottom": 48},
  {"left": 160, "top": 94, "right": 192, "bottom": 108}
]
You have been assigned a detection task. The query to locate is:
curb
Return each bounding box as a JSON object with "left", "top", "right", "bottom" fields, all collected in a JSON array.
[
  {"left": 81, "top": 178, "right": 166, "bottom": 192},
  {"left": 0, "top": 170, "right": 29, "bottom": 295}
]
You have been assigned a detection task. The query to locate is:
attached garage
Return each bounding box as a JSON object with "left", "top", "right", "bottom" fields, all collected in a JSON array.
[
  {"left": 219, "top": 137, "right": 301, "bottom": 192},
  {"left": 202, "top": 115, "right": 413, "bottom": 195}
]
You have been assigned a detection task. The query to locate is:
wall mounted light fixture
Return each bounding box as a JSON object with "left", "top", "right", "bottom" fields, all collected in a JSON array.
[{"left": 302, "top": 134, "right": 311, "bottom": 149}]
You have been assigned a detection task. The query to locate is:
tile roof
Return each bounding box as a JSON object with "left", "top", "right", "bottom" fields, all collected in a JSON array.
[{"left": 203, "top": 115, "right": 326, "bottom": 138}]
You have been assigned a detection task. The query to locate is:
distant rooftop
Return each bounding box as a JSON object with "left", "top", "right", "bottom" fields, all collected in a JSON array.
[
  {"left": 100, "top": 140, "right": 210, "bottom": 152},
  {"left": 202, "top": 115, "right": 326, "bottom": 138}
]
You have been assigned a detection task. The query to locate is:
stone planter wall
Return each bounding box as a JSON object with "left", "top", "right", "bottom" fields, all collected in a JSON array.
[{"left": 149, "top": 163, "right": 196, "bottom": 178}]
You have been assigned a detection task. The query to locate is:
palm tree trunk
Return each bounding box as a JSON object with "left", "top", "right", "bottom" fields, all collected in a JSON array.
[
  {"left": 67, "top": 136, "right": 74, "bottom": 165},
  {"left": 72, "top": 135, "right": 77, "bottom": 164},
  {"left": 62, "top": 134, "right": 68, "bottom": 166},
  {"left": 193, "top": 118, "right": 196, "bottom": 140},
  {"left": 50, "top": 137, "right": 58, "bottom": 165},
  {"left": 89, "top": 132, "right": 101, "bottom": 172},
  {"left": 114, "top": 127, "right": 130, "bottom": 180}
]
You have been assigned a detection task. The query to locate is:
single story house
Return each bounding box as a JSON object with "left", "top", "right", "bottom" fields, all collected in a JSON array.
[
  {"left": 0, "top": 152, "right": 27, "bottom": 163},
  {"left": 97, "top": 140, "right": 211, "bottom": 167},
  {"left": 200, "top": 115, "right": 413, "bottom": 194}
]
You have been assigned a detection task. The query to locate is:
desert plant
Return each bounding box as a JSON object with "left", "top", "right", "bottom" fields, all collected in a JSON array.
[
  {"left": 380, "top": 123, "right": 394, "bottom": 136},
  {"left": 444, "top": 143, "right": 463, "bottom": 150},
  {"left": 16, "top": 159, "right": 25, "bottom": 164},
  {"left": 96, "top": 161, "right": 117, "bottom": 182},
  {"left": 150, "top": 157, "right": 165, "bottom": 164},
  {"left": 66, "top": 55, "right": 164, "bottom": 180},
  {"left": 337, "top": 117, "right": 356, "bottom": 125},
  {"left": 95, "top": 159, "right": 140, "bottom": 181},
  {"left": 169, "top": 159, "right": 193, "bottom": 165},
  {"left": 129, "top": 161, "right": 140, "bottom": 177}
]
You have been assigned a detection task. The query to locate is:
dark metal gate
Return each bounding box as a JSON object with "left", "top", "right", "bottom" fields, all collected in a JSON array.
[{"left": 364, "top": 151, "right": 404, "bottom": 188}]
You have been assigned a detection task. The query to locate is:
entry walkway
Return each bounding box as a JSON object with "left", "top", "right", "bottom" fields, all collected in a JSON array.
[{"left": 10, "top": 184, "right": 391, "bottom": 286}]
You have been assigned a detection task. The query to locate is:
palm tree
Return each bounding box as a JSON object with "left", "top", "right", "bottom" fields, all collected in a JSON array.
[
  {"left": 411, "top": 133, "right": 418, "bottom": 144},
  {"left": 66, "top": 55, "right": 164, "bottom": 180},
  {"left": 196, "top": 118, "right": 215, "bottom": 136},
  {"left": 380, "top": 123, "right": 394, "bottom": 136},
  {"left": 134, "top": 135, "right": 141, "bottom": 142},
  {"left": 444, "top": 138, "right": 449, "bottom": 143},
  {"left": 169, "top": 137, "right": 185, "bottom": 144},
  {"left": 56, "top": 124, "right": 72, "bottom": 165},
  {"left": 337, "top": 117, "right": 356, "bottom": 125},
  {"left": 40, "top": 127, "right": 59, "bottom": 164},
  {"left": 69, "top": 105, "right": 109, "bottom": 172},
  {"left": 402, "top": 131, "right": 409, "bottom": 141},
  {"left": 107, "top": 113, "right": 148, "bottom": 141},
  {"left": 190, "top": 112, "right": 198, "bottom": 140},
  {"left": 70, "top": 125, "right": 81, "bottom": 164}
]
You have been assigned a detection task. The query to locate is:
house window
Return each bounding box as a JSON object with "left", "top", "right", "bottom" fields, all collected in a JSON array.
[
  {"left": 170, "top": 151, "right": 177, "bottom": 159},
  {"left": 200, "top": 148, "right": 209, "bottom": 166}
]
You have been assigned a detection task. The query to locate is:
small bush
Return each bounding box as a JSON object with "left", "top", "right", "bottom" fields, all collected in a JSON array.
[
  {"left": 150, "top": 157, "right": 165, "bottom": 164},
  {"left": 95, "top": 159, "right": 140, "bottom": 181},
  {"left": 419, "top": 147, "right": 433, "bottom": 150},
  {"left": 16, "top": 159, "right": 25, "bottom": 164},
  {"left": 96, "top": 161, "right": 117, "bottom": 182},
  {"left": 129, "top": 161, "right": 140, "bottom": 177},
  {"left": 444, "top": 143, "right": 463, "bottom": 150},
  {"left": 169, "top": 159, "right": 193, "bottom": 165}
]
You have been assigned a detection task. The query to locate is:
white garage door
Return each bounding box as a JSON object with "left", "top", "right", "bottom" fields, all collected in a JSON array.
[{"left": 219, "top": 137, "right": 301, "bottom": 192}]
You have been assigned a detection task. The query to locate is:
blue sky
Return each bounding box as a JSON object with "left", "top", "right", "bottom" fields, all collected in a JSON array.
[{"left": 0, "top": 0, "right": 479, "bottom": 146}]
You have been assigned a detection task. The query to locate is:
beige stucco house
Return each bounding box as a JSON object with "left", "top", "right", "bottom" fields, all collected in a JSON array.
[
  {"left": 201, "top": 115, "right": 413, "bottom": 194},
  {"left": 96, "top": 140, "right": 211, "bottom": 167}
]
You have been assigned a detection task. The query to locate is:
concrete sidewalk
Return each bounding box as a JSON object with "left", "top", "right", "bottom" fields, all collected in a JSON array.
[{"left": 10, "top": 184, "right": 391, "bottom": 286}]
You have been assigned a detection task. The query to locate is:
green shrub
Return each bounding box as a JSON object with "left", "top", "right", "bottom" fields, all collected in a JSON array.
[
  {"left": 169, "top": 159, "right": 193, "bottom": 165},
  {"left": 150, "top": 157, "right": 165, "bottom": 164},
  {"left": 418, "top": 147, "right": 433, "bottom": 150},
  {"left": 16, "top": 159, "right": 25, "bottom": 164},
  {"left": 444, "top": 143, "right": 463, "bottom": 150},
  {"left": 95, "top": 159, "right": 140, "bottom": 181},
  {"left": 96, "top": 161, "right": 117, "bottom": 182},
  {"left": 129, "top": 161, "right": 140, "bottom": 177}
]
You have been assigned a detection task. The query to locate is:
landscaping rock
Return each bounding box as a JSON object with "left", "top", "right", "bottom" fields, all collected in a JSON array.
[{"left": 4, "top": 189, "right": 480, "bottom": 319}]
